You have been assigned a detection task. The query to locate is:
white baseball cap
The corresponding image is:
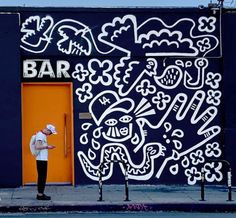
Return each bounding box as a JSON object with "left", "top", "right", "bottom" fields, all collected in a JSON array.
[{"left": 46, "top": 124, "right": 57, "bottom": 134}]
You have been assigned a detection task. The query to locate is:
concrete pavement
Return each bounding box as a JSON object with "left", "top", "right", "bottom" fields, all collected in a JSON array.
[{"left": 0, "top": 185, "right": 235, "bottom": 213}]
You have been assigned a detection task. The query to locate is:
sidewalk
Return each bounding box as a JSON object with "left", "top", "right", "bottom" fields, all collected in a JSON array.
[{"left": 0, "top": 185, "right": 236, "bottom": 213}]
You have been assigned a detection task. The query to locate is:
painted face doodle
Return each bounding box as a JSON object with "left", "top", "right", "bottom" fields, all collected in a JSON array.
[{"left": 89, "top": 91, "right": 135, "bottom": 142}]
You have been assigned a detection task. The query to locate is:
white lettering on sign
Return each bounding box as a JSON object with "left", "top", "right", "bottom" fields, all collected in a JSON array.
[
  {"left": 38, "top": 60, "right": 55, "bottom": 78},
  {"left": 23, "top": 59, "right": 71, "bottom": 79},
  {"left": 57, "top": 61, "right": 71, "bottom": 78},
  {"left": 23, "top": 60, "right": 37, "bottom": 78}
]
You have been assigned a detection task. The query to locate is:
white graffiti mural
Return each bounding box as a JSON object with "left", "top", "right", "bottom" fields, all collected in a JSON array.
[
  {"left": 21, "top": 13, "right": 223, "bottom": 185},
  {"left": 20, "top": 15, "right": 219, "bottom": 57}
]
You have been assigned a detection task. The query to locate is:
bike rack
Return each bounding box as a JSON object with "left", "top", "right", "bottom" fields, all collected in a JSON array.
[
  {"left": 98, "top": 159, "right": 130, "bottom": 202},
  {"left": 200, "top": 159, "right": 233, "bottom": 201}
]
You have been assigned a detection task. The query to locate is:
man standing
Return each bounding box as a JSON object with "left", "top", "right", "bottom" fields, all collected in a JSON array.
[{"left": 35, "top": 124, "right": 57, "bottom": 200}]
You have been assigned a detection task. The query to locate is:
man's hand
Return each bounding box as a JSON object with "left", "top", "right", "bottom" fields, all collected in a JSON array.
[{"left": 47, "top": 145, "right": 56, "bottom": 149}]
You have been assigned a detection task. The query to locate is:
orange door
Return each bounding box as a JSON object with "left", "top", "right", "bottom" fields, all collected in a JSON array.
[{"left": 22, "top": 83, "right": 74, "bottom": 185}]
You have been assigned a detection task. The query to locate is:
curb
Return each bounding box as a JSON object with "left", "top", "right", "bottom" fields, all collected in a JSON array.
[{"left": 1, "top": 203, "right": 236, "bottom": 213}]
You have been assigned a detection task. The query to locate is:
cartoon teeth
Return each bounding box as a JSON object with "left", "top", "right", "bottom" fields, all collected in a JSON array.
[
  {"left": 106, "top": 127, "right": 120, "bottom": 137},
  {"left": 104, "top": 120, "right": 129, "bottom": 137},
  {"left": 102, "top": 123, "right": 133, "bottom": 142},
  {"left": 106, "top": 126, "right": 121, "bottom": 137}
]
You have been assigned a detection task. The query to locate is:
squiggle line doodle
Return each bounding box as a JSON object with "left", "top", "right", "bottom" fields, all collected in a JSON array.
[
  {"left": 114, "top": 57, "right": 157, "bottom": 96},
  {"left": 137, "top": 17, "right": 219, "bottom": 57},
  {"left": 114, "top": 57, "right": 212, "bottom": 99},
  {"left": 99, "top": 15, "right": 219, "bottom": 57},
  {"left": 136, "top": 90, "right": 219, "bottom": 133},
  {"left": 77, "top": 143, "right": 166, "bottom": 181},
  {"left": 184, "top": 58, "right": 208, "bottom": 89},
  {"left": 153, "top": 91, "right": 221, "bottom": 178},
  {"left": 70, "top": 52, "right": 222, "bottom": 183},
  {"left": 98, "top": 15, "right": 138, "bottom": 56}
]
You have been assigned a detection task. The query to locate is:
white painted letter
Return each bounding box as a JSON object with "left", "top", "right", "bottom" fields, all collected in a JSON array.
[
  {"left": 57, "top": 60, "right": 71, "bottom": 78},
  {"left": 23, "top": 60, "right": 37, "bottom": 78},
  {"left": 38, "top": 60, "right": 55, "bottom": 78}
]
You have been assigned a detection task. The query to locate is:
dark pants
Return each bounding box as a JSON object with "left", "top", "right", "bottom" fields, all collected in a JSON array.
[{"left": 36, "top": 160, "right": 48, "bottom": 194}]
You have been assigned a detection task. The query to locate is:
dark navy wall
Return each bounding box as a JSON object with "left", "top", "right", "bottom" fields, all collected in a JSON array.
[
  {"left": 1, "top": 7, "right": 236, "bottom": 187},
  {"left": 0, "top": 14, "right": 21, "bottom": 187},
  {"left": 222, "top": 11, "right": 236, "bottom": 185}
]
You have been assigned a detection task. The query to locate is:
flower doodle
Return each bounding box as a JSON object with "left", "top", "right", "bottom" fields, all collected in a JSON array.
[
  {"left": 88, "top": 59, "right": 113, "bottom": 86},
  {"left": 185, "top": 167, "right": 201, "bottom": 185},
  {"left": 152, "top": 91, "right": 171, "bottom": 110},
  {"left": 190, "top": 150, "right": 205, "bottom": 165},
  {"left": 198, "top": 16, "right": 216, "bottom": 33},
  {"left": 205, "top": 142, "right": 222, "bottom": 158},
  {"left": 206, "top": 72, "right": 222, "bottom": 89},
  {"left": 72, "top": 63, "right": 89, "bottom": 82},
  {"left": 204, "top": 162, "right": 223, "bottom": 182},
  {"left": 206, "top": 90, "right": 222, "bottom": 106},
  {"left": 75, "top": 83, "right": 93, "bottom": 103},
  {"left": 136, "top": 79, "right": 156, "bottom": 96},
  {"left": 197, "top": 38, "right": 211, "bottom": 53}
]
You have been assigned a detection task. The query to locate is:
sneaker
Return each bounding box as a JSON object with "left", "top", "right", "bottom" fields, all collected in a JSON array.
[{"left": 36, "top": 194, "right": 51, "bottom": 200}]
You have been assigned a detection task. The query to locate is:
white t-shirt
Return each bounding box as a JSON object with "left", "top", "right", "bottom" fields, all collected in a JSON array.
[{"left": 35, "top": 131, "right": 48, "bottom": 161}]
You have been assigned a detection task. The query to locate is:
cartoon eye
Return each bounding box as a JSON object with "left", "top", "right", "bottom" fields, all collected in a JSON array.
[
  {"left": 148, "top": 61, "right": 154, "bottom": 66},
  {"left": 119, "top": 115, "right": 132, "bottom": 123},
  {"left": 105, "top": 118, "right": 117, "bottom": 126}
]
